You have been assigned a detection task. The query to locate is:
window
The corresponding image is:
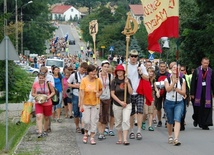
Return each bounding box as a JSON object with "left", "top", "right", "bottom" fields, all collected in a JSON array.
[{"left": 71, "top": 9, "right": 73, "bottom": 12}]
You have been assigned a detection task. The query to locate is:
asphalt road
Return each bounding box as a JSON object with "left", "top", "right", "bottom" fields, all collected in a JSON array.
[
  {"left": 54, "top": 24, "right": 88, "bottom": 61},
  {"left": 76, "top": 105, "right": 214, "bottom": 155}
]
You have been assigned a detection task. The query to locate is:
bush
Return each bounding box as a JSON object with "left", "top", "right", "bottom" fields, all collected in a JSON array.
[{"left": 0, "top": 61, "right": 34, "bottom": 103}]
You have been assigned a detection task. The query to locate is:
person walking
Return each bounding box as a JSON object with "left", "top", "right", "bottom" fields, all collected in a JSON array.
[
  {"left": 190, "top": 57, "right": 214, "bottom": 130},
  {"left": 67, "top": 62, "right": 88, "bottom": 133},
  {"left": 31, "top": 72, "right": 55, "bottom": 138},
  {"left": 111, "top": 65, "right": 133, "bottom": 145},
  {"left": 164, "top": 64, "right": 186, "bottom": 146},
  {"left": 80, "top": 64, "right": 103, "bottom": 145},
  {"left": 126, "top": 49, "right": 148, "bottom": 140},
  {"left": 97, "top": 60, "right": 113, "bottom": 140}
]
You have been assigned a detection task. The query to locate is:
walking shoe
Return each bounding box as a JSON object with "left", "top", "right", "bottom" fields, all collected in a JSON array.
[
  {"left": 141, "top": 122, "right": 146, "bottom": 130},
  {"left": 157, "top": 121, "right": 162, "bottom": 127},
  {"left": 148, "top": 126, "right": 154, "bottom": 131},
  {"left": 98, "top": 134, "right": 106, "bottom": 140},
  {"left": 173, "top": 139, "right": 181, "bottom": 146},
  {"left": 168, "top": 137, "right": 173, "bottom": 144}
]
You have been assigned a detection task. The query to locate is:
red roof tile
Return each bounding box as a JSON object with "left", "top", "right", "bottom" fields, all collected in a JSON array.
[
  {"left": 129, "top": 5, "right": 144, "bottom": 16},
  {"left": 52, "top": 5, "right": 72, "bottom": 14}
]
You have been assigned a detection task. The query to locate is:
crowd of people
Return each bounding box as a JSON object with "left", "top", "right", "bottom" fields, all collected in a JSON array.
[{"left": 30, "top": 49, "right": 214, "bottom": 146}]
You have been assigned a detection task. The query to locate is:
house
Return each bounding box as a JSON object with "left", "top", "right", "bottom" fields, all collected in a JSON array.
[
  {"left": 129, "top": 4, "right": 144, "bottom": 24},
  {"left": 51, "top": 5, "right": 82, "bottom": 21}
]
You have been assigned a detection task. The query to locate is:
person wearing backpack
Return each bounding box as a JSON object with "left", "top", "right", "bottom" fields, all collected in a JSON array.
[
  {"left": 164, "top": 64, "right": 186, "bottom": 146},
  {"left": 52, "top": 66, "right": 63, "bottom": 123},
  {"left": 155, "top": 61, "right": 170, "bottom": 127},
  {"left": 190, "top": 57, "right": 214, "bottom": 130},
  {"left": 126, "top": 49, "right": 149, "bottom": 140},
  {"left": 97, "top": 60, "right": 114, "bottom": 140},
  {"left": 67, "top": 62, "right": 88, "bottom": 133}
]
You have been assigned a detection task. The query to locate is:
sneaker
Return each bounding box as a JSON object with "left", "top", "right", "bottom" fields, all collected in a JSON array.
[
  {"left": 57, "top": 119, "right": 62, "bottom": 123},
  {"left": 157, "top": 121, "right": 162, "bottom": 127},
  {"left": 173, "top": 139, "right": 181, "bottom": 146},
  {"left": 168, "top": 137, "right": 173, "bottom": 144},
  {"left": 148, "top": 126, "right": 154, "bottom": 131},
  {"left": 141, "top": 122, "right": 146, "bottom": 130},
  {"left": 98, "top": 134, "right": 106, "bottom": 140}
]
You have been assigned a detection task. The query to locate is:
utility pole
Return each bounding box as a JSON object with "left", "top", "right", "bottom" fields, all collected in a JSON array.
[{"left": 15, "top": 0, "right": 18, "bottom": 53}]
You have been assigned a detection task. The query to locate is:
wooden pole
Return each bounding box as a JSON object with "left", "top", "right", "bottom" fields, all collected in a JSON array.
[
  {"left": 122, "top": 12, "right": 138, "bottom": 102},
  {"left": 89, "top": 20, "right": 98, "bottom": 65}
]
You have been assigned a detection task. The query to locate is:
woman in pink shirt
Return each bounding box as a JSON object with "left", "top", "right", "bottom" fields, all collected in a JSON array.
[{"left": 31, "top": 72, "right": 55, "bottom": 138}]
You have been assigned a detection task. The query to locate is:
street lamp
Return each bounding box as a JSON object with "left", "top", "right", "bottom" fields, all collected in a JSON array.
[{"left": 21, "top": 1, "right": 33, "bottom": 55}]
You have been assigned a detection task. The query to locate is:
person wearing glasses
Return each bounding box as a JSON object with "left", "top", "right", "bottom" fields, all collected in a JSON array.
[
  {"left": 31, "top": 72, "right": 55, "bottom": 138},
  {"left": 126, "top": 49, "right": 149, "bottom": 140}
]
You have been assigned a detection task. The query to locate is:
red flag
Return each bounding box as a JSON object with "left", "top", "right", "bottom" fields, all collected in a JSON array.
[{"left": 141, "top": 0, "right": 179, "bottom": 53}]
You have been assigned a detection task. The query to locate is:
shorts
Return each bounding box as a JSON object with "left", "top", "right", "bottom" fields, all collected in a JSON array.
[
  {"left": 143, "top": 101, "right": 154, "bottom": 114},
  {"left": 109, "top": 100, "right": 114, "bottom": 117},
  {"left": 131, "top": 94, "right": 144, "bottom": 115},
  {"left": 35, "top": 104, "right": 52, "bottom": 116},
  {"left": 63, "top": 97, "right": 72, "bottom": 106},
  {"left": 99, "top": 99, "right": 111, "bottom": 124},
  {"left": 164, "top": 99, "right": 184, "bottom": 124},
  {"left": 155, "top": 95, "right": 165, "bottom": 111},
  {"left": 72, "top": 94, "right": 81, "bottom": 118}
]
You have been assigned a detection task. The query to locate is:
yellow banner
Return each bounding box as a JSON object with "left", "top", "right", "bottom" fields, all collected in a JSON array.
[{"left": 141, "top": 0, "right": 179, "bottom": 34}]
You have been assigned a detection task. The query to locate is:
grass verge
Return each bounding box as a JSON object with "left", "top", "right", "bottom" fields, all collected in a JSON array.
[{"left": 0, "top": 121, "right": 31, "bottom": 154}]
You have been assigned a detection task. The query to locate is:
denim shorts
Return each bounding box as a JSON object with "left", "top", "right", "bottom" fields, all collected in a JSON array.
[
  {"left": 72, "top": 94, "right": 81, "bottom": 118},
  {"left": 164, "top": 99, "right": 184, "bottom": 124}
]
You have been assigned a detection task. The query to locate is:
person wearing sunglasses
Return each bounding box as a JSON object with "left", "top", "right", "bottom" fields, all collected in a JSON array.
[{"left": 126, "top": 49, "right": 149, "bottom": 141}]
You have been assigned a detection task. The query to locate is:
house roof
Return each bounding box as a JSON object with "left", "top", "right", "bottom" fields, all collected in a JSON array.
[
  {"left": 51, "top": 5, "right": 73, "bottom": 14},
  {"left": 129, "top": 4, "right": 144, "bottom": 16}
]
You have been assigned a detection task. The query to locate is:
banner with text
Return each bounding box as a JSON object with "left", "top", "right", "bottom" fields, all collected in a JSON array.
[{"left": 141, "top": 0, "right": 179, "bottom": 53}]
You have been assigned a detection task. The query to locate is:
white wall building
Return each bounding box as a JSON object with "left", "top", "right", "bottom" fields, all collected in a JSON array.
[
  {"left": 51, "top": 5, "right": 81, "bottom": 21},
  {"left": 129, "top": 5, "right": 144, "bottom": 24}
]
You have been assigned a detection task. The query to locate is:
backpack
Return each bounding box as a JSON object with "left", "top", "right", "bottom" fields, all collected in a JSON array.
[
  {"left": 47, "top": 82, "right": 59, "bottom": 105},
  {"left": 156, "top": 71, "right": 170, "bottom": 96},
  {"left": 97, "top": 73, "right": 112, "bottom": 88}
]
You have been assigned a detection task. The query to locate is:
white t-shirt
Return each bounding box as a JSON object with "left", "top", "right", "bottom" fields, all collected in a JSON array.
[
  {"left": 67, "top": 71, "right": 85, "bottom": 96},
  {"left": 99, "top": 73, "right": 113, "bottom": 100},
  {"left": 165, "top": 77, "right": 185, "bottom": 101},
  {"left": 126, "top": 62, "right": 148, "bottom": 95}
]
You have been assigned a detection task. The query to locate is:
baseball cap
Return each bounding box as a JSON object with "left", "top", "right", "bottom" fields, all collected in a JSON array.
[{"left": 101, "top": 60, "right": 110, "bottom": 66}]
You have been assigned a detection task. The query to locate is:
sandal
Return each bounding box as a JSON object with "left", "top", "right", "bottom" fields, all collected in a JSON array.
[
  {"left": 141, "top": 122, "right": 146, "bottom": 130},
  {"left": 129, "top": 132, "right": 135, "bottom": 139},
  {"left": 82, "top": 135, "right": 88, "bottom": 144},
  {"left": 90, "top": 138, "right": 96, "bottom": 145},
  {"left": 76, "top": 127, "right": 81, "bottom": 133},
  {"left": 123, "top": 141, "right": 130, "bottom": 145},
  {"left": 153, "top": 119, "right": 157, "bottom": 124},
  {"left": 116, "top": 141, "right": 122, "bottom": 144},
  {"left": 109, "top": 131, "right": 115, "bottom": 136},
  {"left": 148, "top": 126, "right": 154, "bottom": 131},
  {"left": 136, "top": 133, "right": 142, "bottom": 140}
]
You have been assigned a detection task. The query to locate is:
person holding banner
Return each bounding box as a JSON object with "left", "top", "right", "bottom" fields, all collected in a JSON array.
[{"left": 164, "top": 64, "right": 186, "bottom": 146}]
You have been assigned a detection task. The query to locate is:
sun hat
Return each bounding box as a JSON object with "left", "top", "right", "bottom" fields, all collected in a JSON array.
[
  {"left": 129, "top": 49, "right": 139, "bottom": 55},
  {"left": 115, "top": 64, "right": 125, "bottom": 75},
  {"left": 101, "top": 60, "right": 110, "bottom": 66}
]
